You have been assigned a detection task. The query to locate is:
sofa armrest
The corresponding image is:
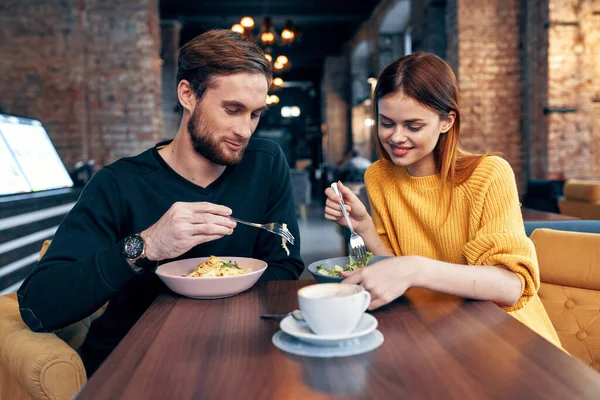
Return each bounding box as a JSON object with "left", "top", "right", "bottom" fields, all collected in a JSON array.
[{"left": 0, "top": 294, "right": 86, "bottom": 400}]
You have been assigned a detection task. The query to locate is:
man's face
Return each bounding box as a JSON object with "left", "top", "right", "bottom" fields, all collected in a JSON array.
[{"left": 187, "top": 72, "right": 269, "bottom": 166}]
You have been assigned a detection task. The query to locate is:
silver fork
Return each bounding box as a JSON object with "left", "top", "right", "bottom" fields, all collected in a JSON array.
[
  {"left": 330, "top": 182, "right": 367, "bottom": 261},
  {"left": 230, "top": 217, "right": 295, "bottom": 245}
]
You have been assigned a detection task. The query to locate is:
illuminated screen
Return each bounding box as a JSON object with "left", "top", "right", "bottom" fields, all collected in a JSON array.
[{"left": 0, "top": 114, "right": 73, "bottom": 194}]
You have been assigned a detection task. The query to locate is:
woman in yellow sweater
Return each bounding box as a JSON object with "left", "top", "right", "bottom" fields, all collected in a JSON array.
[{"left": 324, "top": 52, "right": 561, "bottom": 347}]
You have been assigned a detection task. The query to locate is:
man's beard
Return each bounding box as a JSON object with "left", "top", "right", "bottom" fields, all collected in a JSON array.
[{"left": 187, "top": 105, "right": 247, "bottom": 166}]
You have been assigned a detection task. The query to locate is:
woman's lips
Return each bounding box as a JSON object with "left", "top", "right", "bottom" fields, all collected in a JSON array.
[{"left": 390, "top": 145, "right": 413, "bottom": 157}]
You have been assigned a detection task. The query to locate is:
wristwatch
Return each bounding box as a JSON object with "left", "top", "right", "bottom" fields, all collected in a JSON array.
[{"left": 122, "top": 233, "right": 157, "bottom": 269}]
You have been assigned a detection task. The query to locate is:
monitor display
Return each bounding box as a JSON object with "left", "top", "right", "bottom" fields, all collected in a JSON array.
[
  {"left": 0, "top": 131, "right": 31, "bottom": 196},
  {"left": 0, "top": 114, "right": 73, "bottom": 194}
]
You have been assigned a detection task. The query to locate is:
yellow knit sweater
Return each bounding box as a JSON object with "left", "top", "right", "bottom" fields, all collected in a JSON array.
[{"left": 364, "top": 156, "right": 561, "bottom": 348}]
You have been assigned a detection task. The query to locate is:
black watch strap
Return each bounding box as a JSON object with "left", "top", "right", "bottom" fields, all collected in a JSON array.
[{"left": 134, "top": 257, "right": 158, "bottom": 269}]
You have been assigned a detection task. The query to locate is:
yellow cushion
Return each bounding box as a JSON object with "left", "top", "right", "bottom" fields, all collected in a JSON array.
[
  {"left": 0, "top": 294, "right": 86, "bottom": 400},
  {"left": 538, "top": 282, "right": 600, "bottom": 371},
  {"left": 39, "top": 240, "right": 51, "bottom": 259},
  {"left": 559, "top": 199, "right": 600, "bottom": 220},
  {"left": 531, "top": 228, "right": 600, "bottom": 371},
  {"left": 532, "top": 229, "right": 600, "bottom": 290},
  {"left": 563, "top": 179, "right": 600, "bottom": 203}
]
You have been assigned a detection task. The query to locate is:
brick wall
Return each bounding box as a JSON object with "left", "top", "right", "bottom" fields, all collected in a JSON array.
[
  {"left": 160, "top": 20, "right": 181, "bottom": 140},
  {"left": 445, "top": 0, "right": 458, "bottom": 72},
  {"left": 321, "top": 56, "right": 351, "bottom": 165},
  {"left": 545, "top": 0, "right": 600, "bottom": 179},
  {"left": 0, "top": 0, "right": 86, "bottom": 168},
  {"left": 448, "top": 0, "right": 525, "bottom": 189},
  {"left": 0, "top": 0, "right": 163, "bottom": 169},
  {"left": 524, "top": 0, "right": 550, "bottom": 180},
  {"left": 412, "top": 0, "right": 447, "bottom": 59},
  {"left": 351, "top": 102, "right": 375, "bottom": 159}
]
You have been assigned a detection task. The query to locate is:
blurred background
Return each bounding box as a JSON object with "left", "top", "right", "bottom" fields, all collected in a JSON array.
[{"left": 1, "top": 0, "right": 599, "bottom": 290}]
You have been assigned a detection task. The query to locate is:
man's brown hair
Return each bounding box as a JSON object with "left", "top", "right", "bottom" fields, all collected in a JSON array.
[{"left": 177, "top": 29, "right": 273, "bottom": 101}]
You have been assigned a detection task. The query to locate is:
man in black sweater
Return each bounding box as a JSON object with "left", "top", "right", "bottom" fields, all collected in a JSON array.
[{"left": 17, "top": 30, "right": 304, "bottom": 377}]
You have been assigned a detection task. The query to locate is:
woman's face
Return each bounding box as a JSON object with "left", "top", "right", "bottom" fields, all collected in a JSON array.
[{"left": 378, "top": 93, "right": 454, "bottom": 176}]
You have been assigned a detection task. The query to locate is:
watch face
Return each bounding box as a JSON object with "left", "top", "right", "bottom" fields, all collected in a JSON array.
[{"left": 123, "top": 235, "right": 144, "bottom": 259}]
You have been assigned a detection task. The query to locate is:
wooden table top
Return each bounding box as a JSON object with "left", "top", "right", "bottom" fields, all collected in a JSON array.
[
  {"left": 77, "top": 281, "right": 600, "bottom": 400},
  {"left": 521, "top": 207, "right": 579, "bottom": 221}
]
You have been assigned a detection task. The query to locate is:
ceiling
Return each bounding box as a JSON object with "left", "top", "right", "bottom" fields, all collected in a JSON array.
[{"left": 159, "top": 0, "right": 382, "bottom": 81}]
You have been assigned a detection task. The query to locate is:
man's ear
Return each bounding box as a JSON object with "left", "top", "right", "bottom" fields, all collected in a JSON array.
[{"left": 177, "top": 80, "right": 196, "bottom": 114}]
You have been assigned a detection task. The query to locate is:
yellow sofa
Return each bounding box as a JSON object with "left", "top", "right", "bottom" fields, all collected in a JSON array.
[
  {"left": 559, "top": 179, "right": 600, "bottom": 219},
  {"left": 0, "top": 241, "right": 105, "bottom": 400},
  {"left": 532, "top": 228, "right": 600, "bottom": 371}
]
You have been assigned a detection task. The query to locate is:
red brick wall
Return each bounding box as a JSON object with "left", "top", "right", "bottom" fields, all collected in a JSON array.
[
  {"left": 524, "top": 0, "right": 550, "bottom": 180},
  {"left": 160, "top": 20, "right": 182, "bottom": 141},
  {"left": 321, "top": 56, "right": 351, "bottom": 166},
  {"left": 449, "top": 0, "right": 525, "bottom": 188},
  {"left": 0, "top": 0, "right": 87, "bottom": 168},
  {"left": 546, "top": 0, "right": 600, "bottom": 179},
  {"left": 0, "top": 0, "right": 163, "bottom": 169}
]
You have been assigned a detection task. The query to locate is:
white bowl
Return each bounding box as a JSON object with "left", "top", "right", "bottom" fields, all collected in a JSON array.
[{"left": 155, "top": 256, "right": 268, "bottom": 299}]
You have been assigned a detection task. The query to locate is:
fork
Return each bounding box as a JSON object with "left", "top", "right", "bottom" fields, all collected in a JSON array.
[
  {"left": 230, "top": 217, "right": 295, "bottom": 245},
  {"left": 330, "top": 182, "right": 367, "bottom": 262}
]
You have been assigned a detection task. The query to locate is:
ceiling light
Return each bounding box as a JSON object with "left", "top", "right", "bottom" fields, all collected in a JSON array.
[
  {"left": 240, "top": 16, "right": 254, "bottom": 29},
  {"left": 276, "top": 55, "right": 288, "bottom": 65},
  {"left": 231, "top": 24, "right": 245, "bottom": 34}
]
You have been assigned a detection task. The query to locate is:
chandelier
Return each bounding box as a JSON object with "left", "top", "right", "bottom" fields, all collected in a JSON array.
[
  {"left": 231, "top": 16, "right": 297, "bottom": 74},
  {"left": 232, "top": 16, "right": 299, "bottom": 48}
]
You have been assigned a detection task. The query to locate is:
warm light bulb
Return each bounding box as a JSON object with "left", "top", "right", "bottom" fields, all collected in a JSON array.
[
  {"left": 274, "top": 62, "right": 284, "bottom": 70},
  {"left": 231, "top": 24, "right": 245, "bottom": 34},
  {"left": 281, "top": 30, "right": 294, "bottom": 40},
  {"left": 265, "top": 54, "right": 272, "bottom": 62},
  {"left": 270, "top": 95, "right": 280, "bottom": 104},
  {"left": 276, "top": 55, "right": 288, "bottom": 65},
  {"left": 273, "top": 77, "right": 284, "bottom": 87},
  {"left": 281, "top": 107, "right": 291, "bottom": 117},
  {"left": 290, "top": 106, "right": 301, "bottom": 117},
  {"left": 240, "top": 17, "right": 254, "bottom": 29},
  {"left": 261, "top": 32, "right": 275, "bottom": 45}
]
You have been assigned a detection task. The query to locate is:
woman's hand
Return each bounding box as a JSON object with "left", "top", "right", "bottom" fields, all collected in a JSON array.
[
  {"left": 342, "top": 256, "right": 423, "bottom": 310},
  {"left": 324, "top": 181, "right": 372, "bottom": 234}
]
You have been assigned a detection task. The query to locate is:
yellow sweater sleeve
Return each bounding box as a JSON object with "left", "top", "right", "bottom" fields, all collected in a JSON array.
[{"left": 462, "top": 158, "right": 540, "bottom": 312}]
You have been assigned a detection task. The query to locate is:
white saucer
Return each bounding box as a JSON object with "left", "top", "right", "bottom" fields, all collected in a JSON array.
[
  {"left": 280, "top": 313, "right": 378, "bottom": 346},
  {"left": 272, "top": 330, "right": 384, "bottom": 358}
]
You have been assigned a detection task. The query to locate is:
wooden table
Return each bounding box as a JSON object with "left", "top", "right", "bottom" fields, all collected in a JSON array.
[
  {"left": 521, "top": 207, "right": 579, "bottom": 221},
  {"left": 77, "top": 281, "right": 600, "bottom": 399}
]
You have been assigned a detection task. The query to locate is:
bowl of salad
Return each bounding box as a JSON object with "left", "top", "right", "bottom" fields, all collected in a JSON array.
[{"left": 307, "top": 252, "right": 390, "bottom": 283}]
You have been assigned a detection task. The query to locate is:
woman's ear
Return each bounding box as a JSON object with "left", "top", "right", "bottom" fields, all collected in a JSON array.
[{"left": 441, "top": 111, "right": 456, "bottom": 134}]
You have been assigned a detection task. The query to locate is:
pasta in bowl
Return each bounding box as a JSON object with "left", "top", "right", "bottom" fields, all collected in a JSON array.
[{"left": 156, "top": 256, "right": 268, "bottom": 299}]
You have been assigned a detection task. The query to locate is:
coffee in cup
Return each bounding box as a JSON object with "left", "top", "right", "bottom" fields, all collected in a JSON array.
[{"left": 297, "top": 283, "right": 371, "bottom": 336}]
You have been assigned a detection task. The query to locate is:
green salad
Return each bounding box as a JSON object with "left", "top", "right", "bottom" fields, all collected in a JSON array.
[{"left": 316, "top": 251, "right": 374, "bottom": 277}]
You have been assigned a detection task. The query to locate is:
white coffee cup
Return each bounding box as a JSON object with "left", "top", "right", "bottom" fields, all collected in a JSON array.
[{"left": 297, "top": 283, "right": 371, "bottom": 336}]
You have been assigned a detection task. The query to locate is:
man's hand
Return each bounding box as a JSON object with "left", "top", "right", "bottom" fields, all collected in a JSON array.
[{"left": 140, "top": 202, "right": 236, "bottom": 261}]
